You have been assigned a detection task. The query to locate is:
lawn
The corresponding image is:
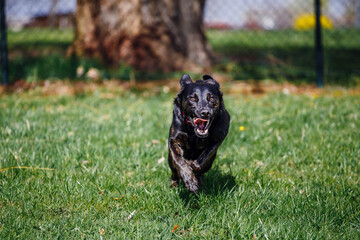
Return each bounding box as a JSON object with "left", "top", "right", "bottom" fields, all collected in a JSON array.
[
  {"left": 206, "top": 29, "right": 360, "bottom": 83},
  {"left": 5, "top": 28, "right": 360, "bottom": 84},
  {"left": 0, "top": 88, "right": 359, "bottom": 238}
]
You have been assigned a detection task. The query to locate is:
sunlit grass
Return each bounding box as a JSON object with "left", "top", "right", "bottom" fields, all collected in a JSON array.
[
  {"left": 0, "top": 90, "right": 359, "bottom": 238},
  {"left": 7, "top": 28, "right": 74, "bottom": 49}
]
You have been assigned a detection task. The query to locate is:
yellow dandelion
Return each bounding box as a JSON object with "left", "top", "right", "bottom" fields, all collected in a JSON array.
[
  {"left": 239, "top": 126, "right": 245, "bottom": 131},
  {"left": 333, "top": 90, "right": 342, "bottom": 97}
]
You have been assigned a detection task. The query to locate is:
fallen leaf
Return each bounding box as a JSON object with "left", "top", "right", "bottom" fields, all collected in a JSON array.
[
  {"left": 26, "top": 119, "right": 30, "bottom": 131},
  {"left": 114, "top": 195, "right": 124, "bottom": 200},
  {"left": 158, "top": 156, "right": 165, "bottom": 164},
  {"left": 86, "top": 68, "right": 100, "bottom": 80},
  {"left": 101, "top": 114, "right": 110, "bottom": 120},
  {"left": 125, "top": 210, "right": 136, "bottom": 221},
  {"left": 152, "top": 139, "right": 160, "bottom": 144},
  {"left": 77, "top": 66, "right": 85, "bottom": 77},
  {"left": 172, "top": 224, "right": 179, "bottom": 233}
]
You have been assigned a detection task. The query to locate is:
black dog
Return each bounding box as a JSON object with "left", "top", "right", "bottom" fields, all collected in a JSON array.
[{"left": 168, "top": 74, "right": 230, "bottom": 193}]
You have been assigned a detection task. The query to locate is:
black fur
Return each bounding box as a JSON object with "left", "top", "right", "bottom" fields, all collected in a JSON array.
[{"left": 168, "top": 74, "right": 230, "bottom": 193}]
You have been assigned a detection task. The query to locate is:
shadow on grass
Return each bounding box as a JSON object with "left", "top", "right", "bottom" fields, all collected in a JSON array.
[
  {"left": 214, "top": 46, "right": 360, "bottom": 85},
  {"left": 6, "top": 46, "right": 359, "bottom": 85},
  {"left": 201, "top": 167, "right": 237, "bottom": 195},
  {"left": 178, "top": 167, "right": 237, "bottom": 208},
  {"left": 5, "top": 28, "right": 360, "bottom": 85}
]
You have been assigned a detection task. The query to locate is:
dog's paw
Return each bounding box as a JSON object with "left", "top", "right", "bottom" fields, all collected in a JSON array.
[
  {"left": 183, "top": 176, "right": 199, "bottom": 194},
  {"left": 187, "top": 183, "right": 199, "bottom": 194},
  {"left": 186, "top": 160, "right": 201, "bottom": 171},
  {"left": 170, "top": 179, "right": 179, "bottom": 188},
  {"left": 179, "top": 166, "right": 199, "bottom": 194}
]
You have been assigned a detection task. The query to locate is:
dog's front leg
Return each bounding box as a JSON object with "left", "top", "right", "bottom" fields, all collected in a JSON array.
[
  {"left": 192, "top": 143, "right": 222, "bottom": 173},
  {"left": 169, "top": 138, "right": 199, "bottom": 194}
]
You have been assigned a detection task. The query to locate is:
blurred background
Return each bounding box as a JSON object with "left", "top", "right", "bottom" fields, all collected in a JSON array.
[{"left": 2, "top": 0, "right": 360, "bottom": 85}]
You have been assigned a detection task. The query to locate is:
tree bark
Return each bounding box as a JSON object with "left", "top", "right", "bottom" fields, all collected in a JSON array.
[{"left": 69, "top": 0, "right": 214, "bottom": 72}]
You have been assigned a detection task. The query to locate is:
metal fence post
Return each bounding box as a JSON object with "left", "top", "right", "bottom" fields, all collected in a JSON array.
[
  {"left": 355, "top": 0, "right": 360, "bottom": 27},
  {"left": 315, "top": 0, "right": 324, "bottom": 87},
  {"left": 0, "top": 0, "right": 8, "bottom": 85}
]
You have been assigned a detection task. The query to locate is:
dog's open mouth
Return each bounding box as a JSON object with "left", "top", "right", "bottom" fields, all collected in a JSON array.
[{"left": 194, "top": 118, "right": 210, "bottom": 136}]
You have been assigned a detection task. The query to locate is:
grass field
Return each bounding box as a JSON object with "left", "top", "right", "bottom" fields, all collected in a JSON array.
[
  {"left": 5, "top": 28, "right": 360, "bottom": 84},
  {"left": 206, "top": 29, "right": 360, "bottom": 83},
  {"left": 0, "top": 88, "right": 359, "bottom": 238}
]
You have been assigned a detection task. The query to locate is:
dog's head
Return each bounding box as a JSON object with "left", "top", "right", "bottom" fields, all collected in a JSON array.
[{"left": 175, "top": 74, "right": 223, "bottom": 138}]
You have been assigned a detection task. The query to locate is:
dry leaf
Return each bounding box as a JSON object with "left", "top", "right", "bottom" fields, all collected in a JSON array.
[
  {"left": 151, "top": 139, "right": 160, "bottom": 144},
  {"left": 77, "top": 66, "right": 85, "bottom": 77},
  {"left": 158, "top": 156, "right": 165, "bottom": 164},
  {"left": 172, "top": 224, "right": 179, "bottom": 233},
  {"left": 125, "top": 210, "right": 136, "bottom": 221},
  {"left": 86, "top": 68, "right": 100, "bottom": 79}
]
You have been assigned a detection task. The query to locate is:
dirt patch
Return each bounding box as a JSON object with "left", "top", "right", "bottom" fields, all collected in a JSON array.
[{"left": 1, "top": 78, "right": 359, "bottom": 97}]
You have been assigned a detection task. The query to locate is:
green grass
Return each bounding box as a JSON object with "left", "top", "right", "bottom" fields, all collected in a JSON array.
[
  {"left": 207, "top": 29, "right": 360, "bottom": 49},
  {"left": 4, "top": 28, "right": 360, "bottom": 84},
  {"left": 0, "top": 90, "right": 359, "bottom": 239},
  {"left": 207, "top": 29, "right": 360, "bottom": 84},
  {"left": 8, "top": 28, "right": 73, "bottom": 51}
]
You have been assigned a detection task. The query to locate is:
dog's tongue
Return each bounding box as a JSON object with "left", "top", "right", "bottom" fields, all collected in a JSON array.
[{"left": 194, "top": 118, "right": 207, "bottom": 130}]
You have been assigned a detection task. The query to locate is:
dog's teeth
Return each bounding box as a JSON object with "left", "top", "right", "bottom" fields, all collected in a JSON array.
[{"left": 196, "top": 128, "right": 208, "bottom": 135}]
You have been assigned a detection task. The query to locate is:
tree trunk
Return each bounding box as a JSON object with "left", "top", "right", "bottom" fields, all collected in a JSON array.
[{"left": 69, "top": 0, "right": 214, "bottom": 72}]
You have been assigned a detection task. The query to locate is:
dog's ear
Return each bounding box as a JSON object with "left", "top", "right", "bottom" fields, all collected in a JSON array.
[
  {"left": 202, "top": 75, "right": 220, "bottom": 89},
  {"left": 175, "top": 74, "right": 192, "bottom": 107},
  {"left": 203, "top": 75, "right": 222, "bottom": 96},
  {"left": 180, "top": 74, "right": 193, "bottom": 88}
]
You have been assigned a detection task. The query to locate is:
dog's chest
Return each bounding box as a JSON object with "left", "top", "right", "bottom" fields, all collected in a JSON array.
[
  {"left": 186, "top": 133, "right": 210, "bottom": 148},
  {"left": 194, "top": 137, "right": 209, "bottom": 149},
  {"left": 182, "top": 135, "right": 211, "bottom": 160}
]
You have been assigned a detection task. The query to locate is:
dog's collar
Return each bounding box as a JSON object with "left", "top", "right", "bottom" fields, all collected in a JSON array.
[{"left": 182, "top": 111, "right": 192, "bottom": 125}]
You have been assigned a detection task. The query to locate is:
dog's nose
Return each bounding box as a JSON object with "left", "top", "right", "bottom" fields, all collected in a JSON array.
[{"left": 200, "top": 110, "right": 210, "bottom": 118}]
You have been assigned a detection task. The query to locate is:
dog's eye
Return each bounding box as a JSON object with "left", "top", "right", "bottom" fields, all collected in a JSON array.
[
  {"left": 189, "top": 96, "right": 197, "bottom": 102},
  {"left": 209, "top": 96, "right": 215, "bottom": 101}
]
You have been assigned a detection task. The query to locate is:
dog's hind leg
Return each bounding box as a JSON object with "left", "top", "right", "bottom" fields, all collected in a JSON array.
[{"left": 170, "top": 171, "right": 179, "bottom": 188}]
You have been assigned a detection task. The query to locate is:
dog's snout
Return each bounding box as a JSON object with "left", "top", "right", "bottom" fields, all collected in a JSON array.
[{"left": 200, "top": 110, "right": 210, "bottom": 118}]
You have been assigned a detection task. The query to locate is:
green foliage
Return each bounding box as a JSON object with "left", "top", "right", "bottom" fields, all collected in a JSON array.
[{"left": 0, "top": 91, "right": 359, "bottom": 238}]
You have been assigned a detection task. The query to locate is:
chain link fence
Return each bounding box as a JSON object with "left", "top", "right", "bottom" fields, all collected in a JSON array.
[{"left": 2, "top": 0, "right": 360, "bottom": 85}]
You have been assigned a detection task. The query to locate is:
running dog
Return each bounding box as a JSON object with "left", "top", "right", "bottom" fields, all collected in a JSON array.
[{"left": 168, "top": 74, "right": 230, "bottom": 193}]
